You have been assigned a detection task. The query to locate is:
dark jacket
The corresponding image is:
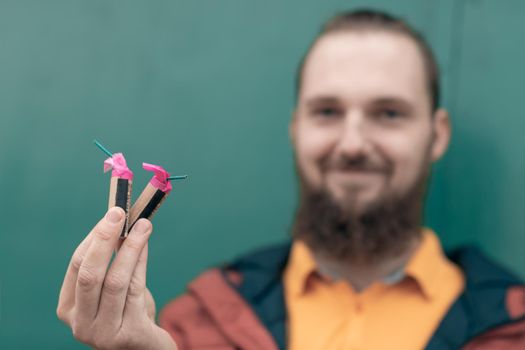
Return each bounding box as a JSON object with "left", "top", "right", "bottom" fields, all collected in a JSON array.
[{"left": 160, "top": 243, "right": 525, "bottom": 349}]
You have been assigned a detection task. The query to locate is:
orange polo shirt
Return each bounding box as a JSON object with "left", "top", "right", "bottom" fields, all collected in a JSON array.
[{"left": 283, "top": 229, "right": 465, "bottom": 350}]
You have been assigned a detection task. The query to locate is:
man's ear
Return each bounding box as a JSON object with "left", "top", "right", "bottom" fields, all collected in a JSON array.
[{"left": 430, "top": 108, "right": 451, "bottom": 162}]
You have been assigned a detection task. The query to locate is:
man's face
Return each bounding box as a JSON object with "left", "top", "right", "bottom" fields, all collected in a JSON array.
[{"left": 291, "top": 31, "right": 448, "bottom": 215}]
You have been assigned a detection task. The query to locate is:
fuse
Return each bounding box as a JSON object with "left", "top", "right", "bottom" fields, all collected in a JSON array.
[
  {"left": 95, "top": 140, "right": 133, "bottom": 238},
  {"left": 128, "top": 163, "right": 187, "bottom": 230}
]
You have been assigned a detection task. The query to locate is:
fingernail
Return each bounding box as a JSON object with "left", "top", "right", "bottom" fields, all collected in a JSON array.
[
  {"left": 106, "top": 207, "right": 124, "bottom": 223},
  {"left": 133, "top": 219, "right": 151, "bottom": 235}
]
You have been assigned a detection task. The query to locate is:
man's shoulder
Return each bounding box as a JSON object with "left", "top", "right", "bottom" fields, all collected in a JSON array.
[
  {"left": 444, "top": 244, "right": 525, "bottom": 323},
  {"left": 446, "top": 244, "right": 523, "bottom": 286},
  {"left": 427, "top": 245, "right": 525, "bottom": 349},
  {"left": 157, "top": 242, "right": 291, "bottom": 350},
  {"left": 226, "top": 241, "right": 292, "bottom": 273}
]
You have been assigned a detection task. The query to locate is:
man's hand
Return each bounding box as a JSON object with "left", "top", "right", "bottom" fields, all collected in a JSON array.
[{"left": 57, "top": 207, "right": 177, "bottom": 350}]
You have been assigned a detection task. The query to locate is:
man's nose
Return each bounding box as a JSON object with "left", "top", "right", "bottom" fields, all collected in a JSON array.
[{"left": 335, "top": 111, "right": 369, "bottom": 157}]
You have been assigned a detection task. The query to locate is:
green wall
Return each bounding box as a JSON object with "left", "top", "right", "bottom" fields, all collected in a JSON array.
[{"left": 1, "top": 1, "right": 523, "bottom": 348}]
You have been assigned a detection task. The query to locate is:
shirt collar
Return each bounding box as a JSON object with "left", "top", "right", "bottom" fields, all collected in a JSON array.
[
  {"left": 285, "top": 239, "right": 319, "bottom": 297},
  {"left": 286, "top": 228, "right": 450, "bottom": 300},
  {"left": 404, "top": 228, "right": 448, "bottom": 300}
]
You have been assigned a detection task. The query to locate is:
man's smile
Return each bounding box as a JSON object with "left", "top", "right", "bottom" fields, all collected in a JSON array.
[{"left": 327, "top": 169, "right": 386, "bottom": 186}]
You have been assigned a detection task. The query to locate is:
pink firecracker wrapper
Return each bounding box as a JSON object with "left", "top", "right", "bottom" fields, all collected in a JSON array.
[
  {"left": 143, "top": 163, "right": 172, "bottom": 193},
  {"left": 103, "top": 153, "right": 134, "bottom": 180}
]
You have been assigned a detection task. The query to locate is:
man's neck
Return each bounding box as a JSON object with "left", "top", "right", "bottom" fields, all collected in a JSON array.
[{"left": 313, "top": 235, "right": 422, "bottom": 292}]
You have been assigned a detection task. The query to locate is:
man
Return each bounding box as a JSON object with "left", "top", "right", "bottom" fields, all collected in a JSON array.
[{"left": 57, "top": 9, "right": 525, "bottom": 350}]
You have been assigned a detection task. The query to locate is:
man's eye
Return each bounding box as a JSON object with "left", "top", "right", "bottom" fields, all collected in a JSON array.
[
  {"left": 378, "top": 109, "right": 403, "bottom": 120},
  {"left": 314, "top": 107, "right": 341, "bottom": 118}
]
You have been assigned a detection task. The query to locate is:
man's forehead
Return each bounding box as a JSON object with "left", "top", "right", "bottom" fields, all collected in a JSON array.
[{"left": 300, "top": 31, "right": 428, "bottom": 105}]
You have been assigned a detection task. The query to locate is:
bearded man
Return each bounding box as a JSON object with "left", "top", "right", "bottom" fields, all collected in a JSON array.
[{"left": 57, "top": 9, "right": 525, "bottom": 350}]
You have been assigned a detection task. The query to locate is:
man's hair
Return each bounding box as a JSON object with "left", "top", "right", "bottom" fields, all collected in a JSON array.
[{"left": 295, "top": 9, "right": 441, "bottom": 112}]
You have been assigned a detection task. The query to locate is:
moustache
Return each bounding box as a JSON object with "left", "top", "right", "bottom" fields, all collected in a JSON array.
[{"left": 323, "top": 154, "right": 392, "bottom": 174}]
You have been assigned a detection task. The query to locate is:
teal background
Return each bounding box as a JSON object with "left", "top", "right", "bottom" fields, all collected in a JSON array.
[{"left": 0, "top": 0, "right": 523, "bottom": 348}]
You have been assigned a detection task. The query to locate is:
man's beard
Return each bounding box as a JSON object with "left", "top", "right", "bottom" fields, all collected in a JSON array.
[{"left": 292, "top": 161, "right": 430, "bottom": 266}]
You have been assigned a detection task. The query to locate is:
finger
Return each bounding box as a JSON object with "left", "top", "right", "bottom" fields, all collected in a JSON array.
[
  {"left": 57, "top": 232, "right": 95, "bottom": 324},
  {"left": 124, "top": 241, "right": 150, "bottom": 322},
  {"left": 144, "top": 286, "right": 156, "bottom": 322},
  {"left": 96, "top": 219, "right": 152, "bottom": 327},
  {"left": 74, "top": 207, "right": 125, "bottom": 326}
]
